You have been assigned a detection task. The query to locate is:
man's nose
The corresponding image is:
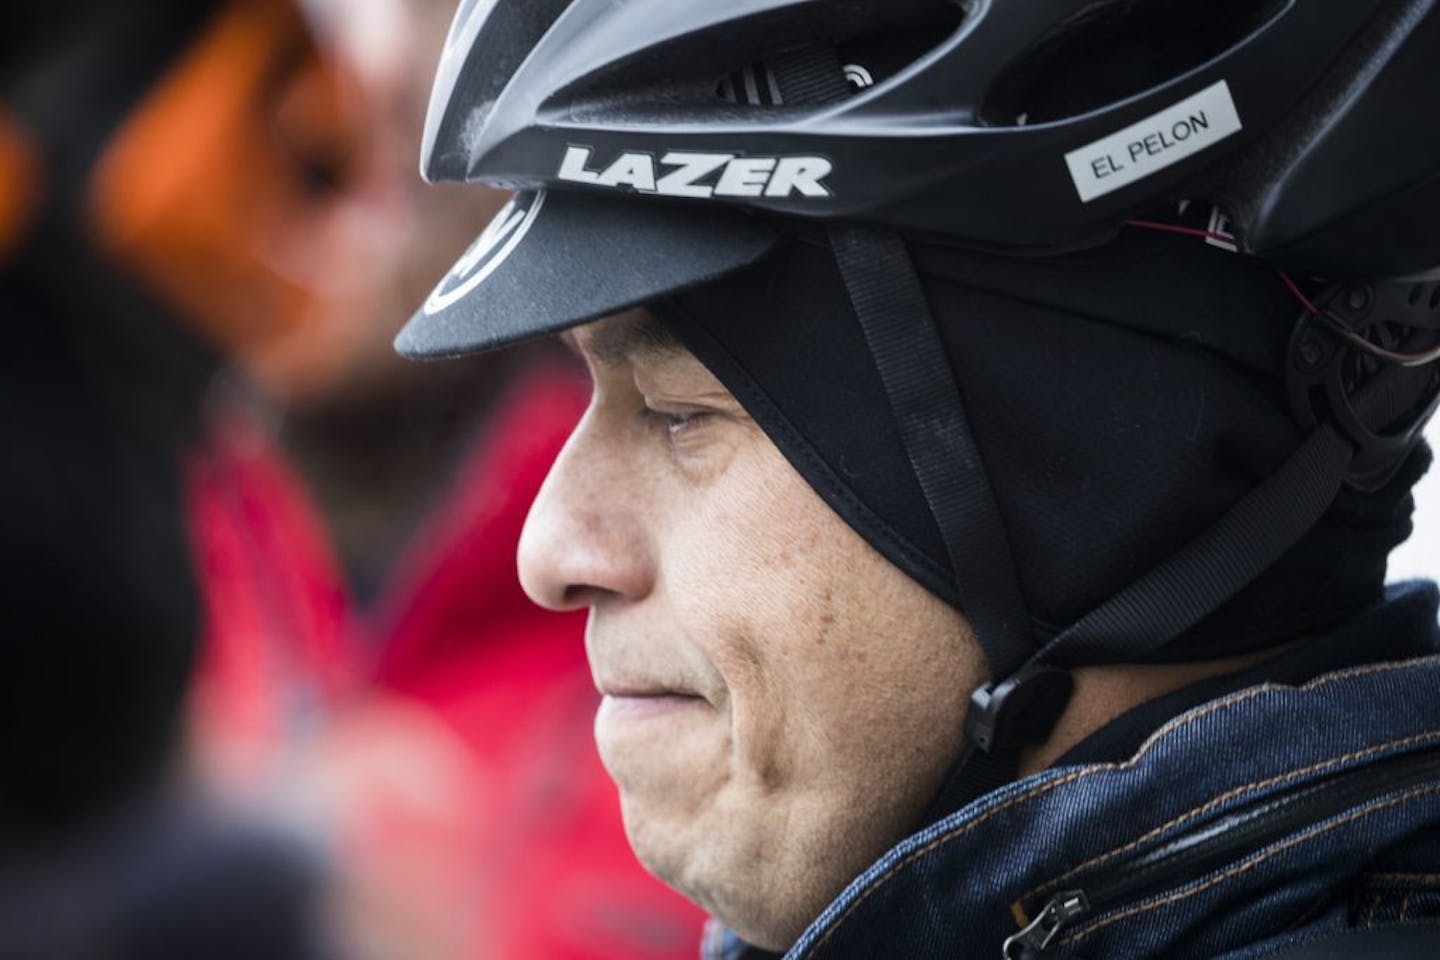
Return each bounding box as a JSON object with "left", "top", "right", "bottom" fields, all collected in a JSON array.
[{"left": 517, "top": 431, "right": 654, "bottom": 611}]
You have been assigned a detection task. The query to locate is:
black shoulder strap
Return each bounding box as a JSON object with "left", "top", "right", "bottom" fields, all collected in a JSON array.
[{"left": 1258, "top": 922, "right": 1440, "bottom": 959}]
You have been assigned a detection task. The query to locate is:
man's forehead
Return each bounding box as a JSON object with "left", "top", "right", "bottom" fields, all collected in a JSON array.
[{"left": 565, "top": 311, "right": 686, "bottom": 369}]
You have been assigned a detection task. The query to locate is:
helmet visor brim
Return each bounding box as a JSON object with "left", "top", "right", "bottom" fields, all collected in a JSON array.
[{"left": 395, "top": 189, "right": 781, "bottom": 359}]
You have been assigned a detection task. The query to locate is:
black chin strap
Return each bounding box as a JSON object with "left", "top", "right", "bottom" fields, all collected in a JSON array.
[
  {"left": 773, "top": 44, "right": 1038, "bottom": 681},
  {"left": 1037, "top": 425, "right": 1353, "bottom": 666},
  {"left": 829, "top": 226, "right": 1037, "bottom": 678},
  {"left": 830, "top": 219, "right": 1062, "bottom": 811},
  {"left": 773, "top": 43, "right": 1044, "bottom": 811}
]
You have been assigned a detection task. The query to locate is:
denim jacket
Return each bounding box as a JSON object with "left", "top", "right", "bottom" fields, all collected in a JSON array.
[{"left": 706, "top": 584, "right": 1440, "bottom": 960}]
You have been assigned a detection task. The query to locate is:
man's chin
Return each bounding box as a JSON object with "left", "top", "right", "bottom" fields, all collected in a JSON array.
[
  {"left": 616, "top": 791, "right": 811, "bottom": 954},
  {"left": 616, "top": 794, "right": 708, "bottom": 900}
]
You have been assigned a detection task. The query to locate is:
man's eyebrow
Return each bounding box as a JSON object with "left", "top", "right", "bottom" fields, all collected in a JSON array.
[{"left": 576, "top": 313, "right": 684, "bottom": 368}]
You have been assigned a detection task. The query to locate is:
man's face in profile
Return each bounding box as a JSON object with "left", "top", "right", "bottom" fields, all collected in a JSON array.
[{"left": 518, "top": 311, "right": 983, "bottom": 949}]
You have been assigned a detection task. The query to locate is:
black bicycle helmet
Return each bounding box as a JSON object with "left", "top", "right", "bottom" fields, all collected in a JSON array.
[{"left": 397, "top": 0, "right": 1440, "bottom": 800}]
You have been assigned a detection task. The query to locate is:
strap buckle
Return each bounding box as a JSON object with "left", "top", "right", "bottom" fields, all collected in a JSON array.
[{"left": 965, "top": 665, "right": 1073, "bottom": 754}]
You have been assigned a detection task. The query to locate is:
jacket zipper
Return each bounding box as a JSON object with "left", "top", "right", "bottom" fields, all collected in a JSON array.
[{"left": 1001, "top": 744, "right": 1440, "bottom": 959}]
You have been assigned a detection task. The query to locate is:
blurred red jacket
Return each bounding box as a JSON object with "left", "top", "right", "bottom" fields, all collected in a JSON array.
[{"left": 185, "top": 359, "right": 706, "bottom": 960}]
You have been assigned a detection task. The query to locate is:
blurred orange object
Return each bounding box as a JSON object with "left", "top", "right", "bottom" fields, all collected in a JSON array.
[
  {"left": 0, "top": 109, "right": 39, "bottom": 267},
  {"left": 88, "top": 0, "right": 358, "bottom": 366}
]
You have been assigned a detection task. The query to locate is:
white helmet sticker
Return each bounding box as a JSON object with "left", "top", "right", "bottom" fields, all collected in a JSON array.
[
  {"left": 1065, "top": 80, "right": 1243, "bottom": 203},
  {"left": 424, "top": 190, "right": 546, "bottom": 315}
]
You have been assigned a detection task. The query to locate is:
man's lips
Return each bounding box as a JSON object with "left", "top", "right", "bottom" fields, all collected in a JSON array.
[
  {"left": 595, "top": 672, "right": 712, "bottom": 717},
  {"left": 596, "top": 693, "right": 708, "bottom": 731},
  {"left": 597, "top": 683, "right": 699, "bottom": 699},
  {"left": 595, "top": 668, "right": 712, "bottom": 704}
]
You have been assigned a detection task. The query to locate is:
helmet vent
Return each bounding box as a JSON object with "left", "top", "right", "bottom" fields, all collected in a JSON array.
[
  {"left": 980, "top": 0, "right": 1289, "bottom": 125},
  {"left": 716, "top": 62, "right": 784, "bottom": 106}
]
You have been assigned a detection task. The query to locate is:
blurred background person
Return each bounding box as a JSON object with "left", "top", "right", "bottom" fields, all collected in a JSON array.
[
  {"left": 0, "top": 0, "right": 704, "bottom": 957},
  {"left": 0, "top": 0, "right": 344, "bottom": 956}
]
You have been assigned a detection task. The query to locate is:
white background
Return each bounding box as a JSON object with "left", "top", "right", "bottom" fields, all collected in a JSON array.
[{"left": 1391, "top": 420, "right": 1440, "bottom": 582}]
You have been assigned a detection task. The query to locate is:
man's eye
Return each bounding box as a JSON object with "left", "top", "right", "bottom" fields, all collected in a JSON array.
[{"left": 643, "top": 405, "right": 713, "bottom": 439}]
